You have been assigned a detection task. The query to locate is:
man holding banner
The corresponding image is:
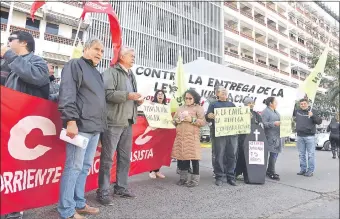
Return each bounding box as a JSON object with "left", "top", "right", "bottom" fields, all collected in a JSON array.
[{"left": 206, "top": 86, "right": 238, "bottom": 186}]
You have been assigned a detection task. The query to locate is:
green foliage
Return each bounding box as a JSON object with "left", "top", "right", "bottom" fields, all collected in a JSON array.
[{"left": 307, "top": 48, "right": 339, "bottom": 116}]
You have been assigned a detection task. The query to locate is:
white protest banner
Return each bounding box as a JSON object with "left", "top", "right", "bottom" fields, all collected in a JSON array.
[
  {"left": 131, "top": 60, "right": 296, "bottom": 115},
  {"left": 249, "top": 141, "right": 265, "bottom": 165},
  {"left": 214, "top": 106, "right": 251, "bottom": 137},
  {"left": 142, "top": 102, "right": 175, "bottom": 129}
]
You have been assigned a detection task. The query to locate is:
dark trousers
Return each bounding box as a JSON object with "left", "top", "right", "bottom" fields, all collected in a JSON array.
[
  {"left": 98, "top": 125, "right": 133, "bottom": 196},
  {"left": 267, "top": 152, "right": 279, "bottom": 174},
  {"left": 235, "top": 134, "right": 248, "bottom": 180},
  {"left": 210, "top": 129, "right": 216, "bottom": 173},
  {"left": 178, "top": 160, "right": 199, "bottom": 175},
  {"left": 330, "top": 137, "right": 339, "bottom": 156},
  {"left": 214, "top": 135, "right": 238, "bottom": 180}
]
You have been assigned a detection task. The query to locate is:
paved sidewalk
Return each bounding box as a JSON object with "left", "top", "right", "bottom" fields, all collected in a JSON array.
[{"left": 21, "top": 147, "right": 339, "bottom": 219}]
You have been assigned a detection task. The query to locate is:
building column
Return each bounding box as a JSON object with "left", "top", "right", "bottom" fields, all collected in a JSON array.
[
  {"left": 266, "top": 54, "right": 269, "bottom": 65},
  {"left": 238, "top": 42, "right": 241, "bottom": 55},
  {"left": 253, "top": 48, "right": 256, "bottom": 61},
  {"left": 36, "top": 19, "right": 46, "bottom": 56}
]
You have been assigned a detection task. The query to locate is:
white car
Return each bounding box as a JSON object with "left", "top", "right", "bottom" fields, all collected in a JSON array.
[{"left": 315, "top": 132, "right": 331, "bottom": 151}]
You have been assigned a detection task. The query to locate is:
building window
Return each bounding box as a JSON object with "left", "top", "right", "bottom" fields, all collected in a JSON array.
[
  {"left": 46, "top": 23, "right": 59, "bottom": 35},
  {"left": 291, "top": 69, "right": 298, "bottom": 75},
  {"left": 1, "top": 11, "right": 9, "bottom": 24},
  {"left": 298, "top": 38, "right": 304, "bottom": 44},
  {"left": 169, "top": 19, "right": 177, "bottom": 36},
  {"left": 25, "top": 18, "right": 40, "bottom": 31},
  {"left": 72, "top": 29, "right": 83, "bottom": 40},
  {"left": 157, "top": 16, "right": 166, "bottom": 32},
  {"left": 182, "top": 24, "right": 190, "bottom": 40},
  {"left": 168, "top": 48, "right": 175, "bottom": 65}
]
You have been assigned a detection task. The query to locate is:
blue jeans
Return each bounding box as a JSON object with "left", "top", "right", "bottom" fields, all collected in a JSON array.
[
  {"left": 297, "top": 136, "right": 316, "bottom": 173},
  {"left": 58, "top": 132, "right": 100, "bottom": 219}
]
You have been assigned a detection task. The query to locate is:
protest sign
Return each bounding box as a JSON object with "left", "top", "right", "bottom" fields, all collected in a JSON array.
[
  {"left": 214, "top": 106, "right": 251, "bottom": 137},
  {"left": 142, "top": 102, "right": 175, "bottom": 129},
  {"left": 249, "top": 141, "right": 265, "bottom": 165},
  {"left": 280, "top": 115, "right": 293, "bottom": 138}
]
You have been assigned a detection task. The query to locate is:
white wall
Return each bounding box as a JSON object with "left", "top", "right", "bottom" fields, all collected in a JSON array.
[
  {"left": 11, "top": 11, "right": 26, "bottom": 28},
  {"left": 59, "top": 24, "right": 72, "bottom": 38}
]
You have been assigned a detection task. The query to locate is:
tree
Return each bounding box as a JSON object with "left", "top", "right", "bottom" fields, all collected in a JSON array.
[{"left": 307, "top": 46, "right": 339, "bottom": 118}]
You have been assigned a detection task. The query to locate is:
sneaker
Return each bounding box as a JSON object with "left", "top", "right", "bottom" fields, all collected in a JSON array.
[
  {"left": 171, "top": 158, "right": 177, "bottom": 162},
  {"left": 114, "top": 188, "right": 136, "bottom": 198},
  {"left": 297, "top": 170, "right": 306, "bottom": 175},
  {"left": 215, "top": 179, "right": 223, "bottom": 186},
  {"left": 155, "top": 172, "right": 165, "bottom": 179},
  {"left": 227, "top": 179, "right": 237, "bottom": 186},
  {"left": 304, "top": 171, "right": 314, "bottom": 177},
  {"left": 66, "top": 213, "right": 86, "bottom": 219},
  {"left": 96, "top": 194, "right": 114, "bottom": 206},
  {"left": 149, "top": 171, "right": 156, "bottom": 179},
  {"left": 76, "top": 204, "right": 99, "bottom": 215},
  {"left": 267, "top": 172, "right": 280, "bottom": 181},
  {"left": 236, "top": 175, "right": 244, "bottom": 181}
]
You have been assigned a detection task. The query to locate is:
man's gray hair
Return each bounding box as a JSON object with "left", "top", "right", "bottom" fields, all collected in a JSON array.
[
  {"left": 119, "top": 46, "right": 135, "bottom": 57},
  {"left": 83, "top": 37, "right": 103, "bottom": 50}
]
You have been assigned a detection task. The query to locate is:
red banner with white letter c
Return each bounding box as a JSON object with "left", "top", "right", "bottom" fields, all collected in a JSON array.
[{"left": 0, "top": 86, "right": 176, "bottom": 215}]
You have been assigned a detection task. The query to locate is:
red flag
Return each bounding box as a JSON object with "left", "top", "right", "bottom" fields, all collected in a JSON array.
[
  {"left": 80, "top": 1, "right": 122, "bottom": 65},
  {"left": 30, "top": 0, "right": 46, "bottom": 21}
]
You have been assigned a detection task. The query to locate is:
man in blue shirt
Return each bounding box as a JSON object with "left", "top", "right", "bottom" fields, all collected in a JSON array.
[{"left": 206, "top": 86, "right": 238, "bottom": 186}]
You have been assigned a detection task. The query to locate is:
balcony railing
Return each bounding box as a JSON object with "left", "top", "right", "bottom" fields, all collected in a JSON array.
[
  {"left": 62, "top": 1, "right": 84, "bottom": 8},
  {"left": 292, "top": 74, "right": 299, "bottom": 79},
  {"left": 279, "top": 32, "right": 288, "bottom": 38},
  {"left": 255, "top": 39, "right": 267, "bottom": 47},
  {"left": 296, "top": 7, "right": 304, "bottom": 14},
  {"left": 10, "top": 25, "right": 40, "bottom": 38},
  {"left": 289, "top": 19, "right": 296, "bottom": 25},
  {"left": 300, "top": 59, "right": 307, "bottom": 65},
  {"left": 279, "top": 13, "right": 287, "bottom": 19},
  {"left": 44, "top": 33, "right": 73, "bottom": 45},
  {"left": 240, "top": 32, "right": 254, "bottom": 41},
  {"left": 268, "top": 25, "right": 278, "bottom": 32},
  {"left": 267, "top": 4, "right": 276, "bottom": 13},
  {"left": 256, "top": 61, "right": 268, "bottom": 68},
  {"left": 225, "top": 51, "right": 239, "bottom": 58},
  {"left": 1, "top": 23, "right": 7, "bottom": 31},
  {"left": 225, "top": 2, "right": 239, "bottom": 11},
  {"left": 269, "top": 66, "right": 279, "bottom": 72},
  {"left": 298, "top": 41, "right": 305, "bottom": 47},
  {"left": 255, "top": 18, "right": 266, "bottom": 26},
  {"left": 257, "top": 1, "right": 265, "bottom": 6},
  {"left": 225, "top": 25, "right": 239, "bottom": 35},
  {"left": 241, "top": 10, "right": 253, "bottom": 20},
  {"left": 268, "top": 44, "right": 278, "bottom": 51},
  {"left": 242, "top": 56, "right": 254, "bottom": 63},
  {"left": 291, "top": 56, "right": 299, "bottom": 61},
  {"left": 279, "top": 50, "right": 288, "bottom": 56},
  {"left": 280, "top": 70, "right": 290, "bottom": 76}
]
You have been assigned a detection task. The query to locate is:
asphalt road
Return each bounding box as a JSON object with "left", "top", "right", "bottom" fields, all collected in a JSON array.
[{"left": 22, "top": 146, "right": 339, "bottom": 219}]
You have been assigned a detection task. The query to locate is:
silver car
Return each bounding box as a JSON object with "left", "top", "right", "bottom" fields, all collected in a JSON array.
[{"left": 315, "top": 132, "right": 331, "bottom": 151}]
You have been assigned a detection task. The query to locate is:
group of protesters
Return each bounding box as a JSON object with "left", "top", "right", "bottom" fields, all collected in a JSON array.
[{"left": 1, "top": 30, "right": 339, "bottom": 219}]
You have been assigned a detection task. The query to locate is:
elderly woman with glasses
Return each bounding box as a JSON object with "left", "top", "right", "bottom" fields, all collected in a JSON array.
[{"left": 172, "top": 89, "right": 206, "bottom": 187}]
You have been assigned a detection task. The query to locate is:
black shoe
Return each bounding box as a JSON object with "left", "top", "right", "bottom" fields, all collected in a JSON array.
[
  {"left": 267, "top": 172, "right": 280, "bottom": 181},
  {"left": 114, "top": 188, "right": 136, "bottom": 198},
  {"left": 227, "top": 179, "right": 237, "bottom": 186},
  {"left": 96, "top": 194, "right": 114, "bottom": 206},
  {"left": 297, "top": 171, "right": 306, "bottom": 175},
  {"left": 5, "top": 212, "right": 23, "bottom": 219},
  {"left": 304, "top": 171, "right": 314, "bottom": 177},
  {"left": 215, "top": 179, "right": 223, "bottom": 186}
]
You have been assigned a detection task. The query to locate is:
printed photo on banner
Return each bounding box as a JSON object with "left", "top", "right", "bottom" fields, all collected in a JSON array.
[
  {"left": 249, "top": 141, "right": 265, "bottom": 165},
  {"left": 214, "top": 106, "right": 251, "bottom": 137},
  {"left": 142, "top": 102, "right": 175, "bottom": 129}
]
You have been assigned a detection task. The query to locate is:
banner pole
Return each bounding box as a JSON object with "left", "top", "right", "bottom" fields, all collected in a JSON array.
[
  {"left": 70, "top": 19, "right": 83, "bottom": 58},
  {"left": 5, "top": 1, "right": 15, "bottom": 39}
]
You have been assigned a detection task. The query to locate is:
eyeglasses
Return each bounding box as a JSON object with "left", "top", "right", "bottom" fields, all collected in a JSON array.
[{"left": 8, "top": 36, "right": 18, "bottom": 42}]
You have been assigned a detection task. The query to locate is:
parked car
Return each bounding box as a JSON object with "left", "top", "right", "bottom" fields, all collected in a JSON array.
[
  {"left": 200, "top": 125, "right": 211, "bottom": 143},
  {"left": 315, "top": 132, "right": 331, "bottom": 151}
]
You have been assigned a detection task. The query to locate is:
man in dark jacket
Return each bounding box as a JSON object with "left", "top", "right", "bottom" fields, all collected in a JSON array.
[
  {"left": 206, "top": 86, "right": 238, "bottom": 186},
  {"left": 97, "top": 46, "right": 143, "bottom": 205},
  {"left": 1, "top": 31, "right": 49, "bottom": 219},
  {"left": 57, "top": 38, "right": 106, "bottom": 219},
  {"left": 47, "top": 63, "right": 60, "bottom": 102},
  {"left": 1, "top": 31, "right": 49, "bottom": 99},
  {"left": 295, "top": 99, "right": 322, "bottom": 177}
]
